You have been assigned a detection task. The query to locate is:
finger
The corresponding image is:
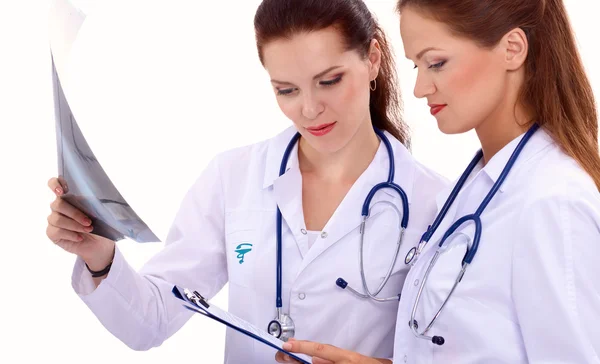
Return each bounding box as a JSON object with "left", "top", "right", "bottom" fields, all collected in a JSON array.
[
  {"left": 57, "top": 176, "right": 69, "bottom": 193},
  {"left": 275, "top": 351, "right": 286, "bottom": 363},
  {"left": 50, "top": 198, "right": 92, "bottom": 226},
  {"left": 283, "top": 341, "right": 347, "bottom": 362},
  {"left": 48, "top": 177, "right": 65, "bottom": 196},
  {"left": 47, "top": 211, "right": 93, "bottom": 233},
  {"left": 46, "top": 224, "right": 84, "bottom": 243},
  {"left": 275, "top": 351, "right": 301, "bottom": 363}
]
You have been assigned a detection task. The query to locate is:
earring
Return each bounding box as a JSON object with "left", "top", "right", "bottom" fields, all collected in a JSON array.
[{"left": 370, "top": 79, "right": 377, "bottom": 91}]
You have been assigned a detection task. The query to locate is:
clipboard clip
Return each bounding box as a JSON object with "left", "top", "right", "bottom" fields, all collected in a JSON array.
[{"left": 183, "top": 288, "right": 210, "bottom": 309}]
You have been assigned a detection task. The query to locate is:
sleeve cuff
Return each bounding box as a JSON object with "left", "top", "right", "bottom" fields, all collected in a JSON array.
[{"left": 71, "top": 245, "right": 125, "bottom": 298}]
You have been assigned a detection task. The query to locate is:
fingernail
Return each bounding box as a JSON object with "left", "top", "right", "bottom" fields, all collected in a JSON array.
[
  {"left": 283, "top": 342, "right": 292, "bottom": 350},
  {"left": 83, "top": 218, "right": 92, "bottom": 226},
  {"left": 78, "top": 235, "right": 83, "bottom": 241},
  {"left": 283, "top": 354, "right": 290, "bottom": 361},
  {"left": 85, "top": 225, "right": 93, "bottom": 232},
  {"left": 55, "top": 187, "right": 63, "bottom": 195}
]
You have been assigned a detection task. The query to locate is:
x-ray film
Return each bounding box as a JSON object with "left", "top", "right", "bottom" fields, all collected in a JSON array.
[{"left": 49, "top": 0, "right": 159, "bottom": 243}]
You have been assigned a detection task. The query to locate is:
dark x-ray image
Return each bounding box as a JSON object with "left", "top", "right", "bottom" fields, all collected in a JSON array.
[{"left": 51, "top": 55, "right": 160, "bottom": 243}]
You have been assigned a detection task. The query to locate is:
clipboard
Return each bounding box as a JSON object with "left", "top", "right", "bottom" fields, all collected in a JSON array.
[{"left": 171, "top": 286, "right": 311, "bottom": 364}]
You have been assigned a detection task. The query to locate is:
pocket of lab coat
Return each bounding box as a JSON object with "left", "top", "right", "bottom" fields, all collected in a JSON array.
[{"left": 225, "top": 210, "right": 269, "bottom": 288}]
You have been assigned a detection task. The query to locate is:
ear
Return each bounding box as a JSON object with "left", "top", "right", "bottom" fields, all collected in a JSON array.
[
  {"left": 502, "top": 28, "right": 528, "bottom": 71},
  {"left": 367, "top": 38, "right": 382, "bottom": 80}
]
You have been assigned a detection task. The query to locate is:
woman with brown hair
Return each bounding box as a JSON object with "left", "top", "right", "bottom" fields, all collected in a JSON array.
[
  {"left": 280, "top": 0, "right": 600, "bottom": 362},
  {"left": 45, "top": 0, "right": 448, "bottom": 362}
]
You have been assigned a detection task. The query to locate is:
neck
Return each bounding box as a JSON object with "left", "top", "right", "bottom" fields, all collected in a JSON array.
[
  {"left": 298, "top": 122, "right": 380, "bottom": 183},
  {"left": 476, "top": 69, "right": 535, "bottom": 164},
  {"left": 476, "top": 97, "right": 533, "bottom": 165}
]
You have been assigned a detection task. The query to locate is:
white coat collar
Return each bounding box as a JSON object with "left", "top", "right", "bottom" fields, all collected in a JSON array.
[
  {"left": 481, "top": 125, "right": 555, "bottom": 193},
  {"left": 262, "top": 125, "right": 301, "bottom": 190},
  {"left": 434, "top": 125, "right": 555, "bottom": 212}
]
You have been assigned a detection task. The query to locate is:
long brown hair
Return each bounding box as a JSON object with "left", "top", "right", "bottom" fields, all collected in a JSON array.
[
  {"left": 397, "top": 0, "right": 600, "bottom": 189},
  {"left": 254, "top": 0, "right": 410, "bottom": 147}
]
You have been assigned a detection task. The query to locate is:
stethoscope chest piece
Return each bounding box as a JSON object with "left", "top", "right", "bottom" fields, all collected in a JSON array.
[{"left": 267, "top": 312, "right": 295, "bottom": 342}]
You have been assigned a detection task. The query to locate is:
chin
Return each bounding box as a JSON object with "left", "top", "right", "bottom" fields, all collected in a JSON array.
[
  {"left": 301, "top": 133, "right": 346, "bottom": 155},
  {"left": 436, "top": 116, "right": 473, "bottom": 135},
  {"left": 313, "top": 138, "right": 346, "bottom": 154}
]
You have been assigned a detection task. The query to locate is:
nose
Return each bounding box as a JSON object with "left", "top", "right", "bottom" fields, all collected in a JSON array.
[
  {"left": 413, "top": 70, "right": 436, "bottom": 99},
  {"left": 301, "top": 92, "right": 325, "bottom": 120}
]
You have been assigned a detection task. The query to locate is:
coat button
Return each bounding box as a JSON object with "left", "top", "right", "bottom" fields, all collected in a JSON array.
[
  {"left": 414, "top": 279, "right": 419, "bottom": 286},
  {"left": 298, "top": 293, "right": 306, "bottom": 300},
  {"left": 404, "top": 354, "right": 408, "bottom": 363},
  {"left": 300, "top": 229, "right": 307, "bottom": 235},
  {"left": 321, "top": 231, "right": 328, "bottom": 238}
]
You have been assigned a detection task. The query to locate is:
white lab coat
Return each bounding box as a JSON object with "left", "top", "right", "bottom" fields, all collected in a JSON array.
[
  {"left": 393, "top": 128, "right": 600, "bottom": 363},
  {"left": 71, "top": 126, "right": 448, "bottom": 363}
]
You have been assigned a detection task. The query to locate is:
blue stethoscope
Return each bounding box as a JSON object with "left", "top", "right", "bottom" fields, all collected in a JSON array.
[
  {"left": 405, "top": 123, "right": 539, "bottom": 346},
  {"left": 267, "top": 128, "right": 410, "bottom": 341}
]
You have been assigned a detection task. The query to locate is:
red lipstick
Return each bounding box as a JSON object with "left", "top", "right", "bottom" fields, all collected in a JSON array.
[
  {"left": 428, "top": 104, "right": 447, "bottom": 116},
  {"left": 306, "top": 122, "right": 336, "bottom": 136}
]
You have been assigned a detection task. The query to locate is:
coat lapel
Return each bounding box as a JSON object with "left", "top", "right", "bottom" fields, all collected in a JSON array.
[{"left": 272, "top": 166, "right": 310, "bottom": 258}]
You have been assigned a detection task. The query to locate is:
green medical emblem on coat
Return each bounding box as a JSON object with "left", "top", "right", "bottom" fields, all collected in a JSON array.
[{"left": 235, "top": 243, "right": 253, "bottom": 264}]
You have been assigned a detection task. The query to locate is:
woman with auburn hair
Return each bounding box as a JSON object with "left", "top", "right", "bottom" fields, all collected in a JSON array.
[
  {"left": 45, "top": 0, "right": 448, "bottom": 362},
  {"left": 279, "top": 0, "right": 600, "bottom": 362}
]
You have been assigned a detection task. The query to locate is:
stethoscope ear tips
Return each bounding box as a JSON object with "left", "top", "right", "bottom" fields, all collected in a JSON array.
[
  {"left": 336, "top": 278, "right": 348, "bottom": 289},
  {"left": 432, "top": 336, "right": 445, "bottom": 346}
]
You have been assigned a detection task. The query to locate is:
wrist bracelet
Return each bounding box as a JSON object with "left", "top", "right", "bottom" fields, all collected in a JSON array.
[{"left": 85, "top": 260, "right": 113, "bottom": 278}]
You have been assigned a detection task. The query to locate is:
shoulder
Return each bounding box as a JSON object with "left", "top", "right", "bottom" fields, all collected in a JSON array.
[
  {"left": 183, "top": 126, "right": 296, "bottom": 197},
  {"left": 411, "top": 158, "right": 451, "bottom": 195},
  {"left": 516, "top": 142, "right": 599, "bottom": 211},
  {"left": 510, "top": 142, "right": 600, "bottom": 251},
  {"left": 387, "top": 133, "right": 450, "bottom": 199},
  {"left": 209, "top": 125, "right": 297, "bottom": 180},
  {"left": 408, "top": 156, "right": 450, "bottom": 225}
]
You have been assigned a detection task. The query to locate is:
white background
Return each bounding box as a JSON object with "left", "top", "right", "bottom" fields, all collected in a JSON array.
[{"left": 0, "top": 0, "right": 598, "bottom": 362}]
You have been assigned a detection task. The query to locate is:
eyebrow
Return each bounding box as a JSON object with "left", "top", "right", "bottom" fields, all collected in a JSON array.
[
  {"left": 413, "top": 47, "right": 442, "bottom": 60},
  {"left": 270, "top": 65, "right": 343, "bottom": 85}
]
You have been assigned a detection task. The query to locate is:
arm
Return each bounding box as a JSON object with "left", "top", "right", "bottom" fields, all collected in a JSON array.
[
  {"left": 71, "top": 156, "right": 228, "bottom": 350},
  {"left": 512, "top": 187, "right": 600, "bottom": 363}
]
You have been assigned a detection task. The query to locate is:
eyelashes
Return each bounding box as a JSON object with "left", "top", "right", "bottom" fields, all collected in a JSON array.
[
  {"left": 429, "top": 61, "right": 446, "bottom": 69},
  {"left": 277, "top": 88, "right": 294, "bottom": 96},
  {"left": 320, "top": 75, "right": 343, "bottom": 86},
  {"left": 413, "top": 60, "right": 447, "bottom": 70},
  {"left": 276, "top": 75, "right": 344, "bottom": 96}
]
